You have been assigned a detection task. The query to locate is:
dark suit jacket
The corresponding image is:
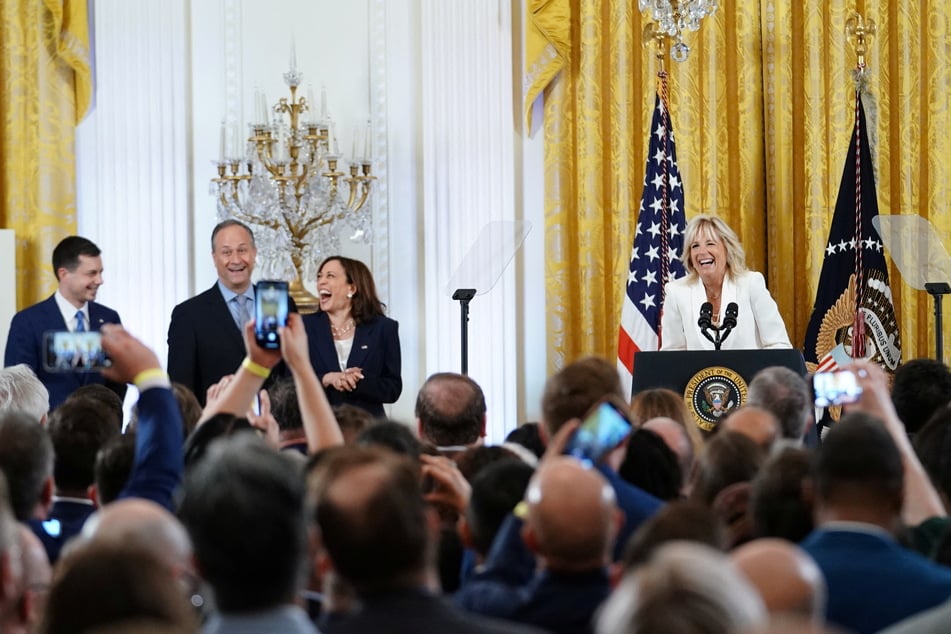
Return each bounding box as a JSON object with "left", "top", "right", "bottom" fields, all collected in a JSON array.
[
  {"left": 167, "top": 283, "right": 294, "bottom": 405},
  {"left": 302, "top": 311, "right": 402, "bottom": 418},
  {"left": 802, "top": 527, "right": 951, "bottom": 634},
  {"left": 4, "top": 295, "right": 125, "bottom": 410},
  {"left": 28, "top": 499, "right": 96, "bottom": 564}
]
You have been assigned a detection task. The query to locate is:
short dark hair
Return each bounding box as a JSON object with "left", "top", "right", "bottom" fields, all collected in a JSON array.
[
  {"left": 128, "top": 382, "right": 202, "bottom": 441},
  {"left": 749, "top": 447, "right": 814, "bottom": 542},
  {"left": 0, "top": 411, "right": 53, "bottom": 521},
  {"left": 505, "top": 422, "right": 546, "bottom": 459},
  {"left": 268, "top": 377, "right": 302, "bottom": 432},
  {"left": 689, "top": 431, "right": 764, "bottom": 506},
  {"left": 542, "top": 356, "right": 624, "bottom": 437},
  {"left": 311, "top": 446, "right": 428, "bottom": 592},
  {"left": 892, "top": 359, "right": 951, "bottom": 435},
  {"left": 622, "top": 500, "right": 726, "bottom": 569},
  {"left": 94, "top": 432, "right": 138, "bottom": 505},
  {"left": 182, "top": 413, "right": 255, "bottom": 469},
  {"left": 317, "top": 256, "right": 386, "bottom": 324},
  {"left": 466, "top": 459, "right": 534, "bottom": 555},
  {"left": 813, "top": 411, "right": 903, "bottom": 506},
  {"left": 333, "top": 404, "right": 375, "bottom": 444},
  {"left": 912, "top": 405, "right": 951, "bottom": 505},
  {"left": 65, "top": 384, "right": 124, "bottom": 433},
  {"left": 415, "top": 373, "right": 486, "bottom": 446},
  {"left": 177, "top": 434, "right": 306, "bottom": 613},
  {"left": 210, "top": 219, "right": 255, "bottom": 251},
  {"left": 747, "top": 366, "right": 812, "bottom": 440},
  {"left": 40, "top": 541, "right": 196, "bottom": 633},
  {"left": 52, "top": 236, "right": 101, "bottom": 277},
  {"left": 47, "top": 399, "right": 121, "bottom": 493},
  {"left": 356, "top": 420, "right": 423, "bottom": 460},
  {"left": 619, "top": 428, "right": 683, "bottom": 501}
]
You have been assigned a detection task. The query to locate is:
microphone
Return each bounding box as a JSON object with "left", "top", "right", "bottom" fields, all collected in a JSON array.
[
  {"left": 719, "top": 302, "right": 739, "bottom": 345},
  {"left": 698, "top": 302, "right": 716, "bottom": 345}
]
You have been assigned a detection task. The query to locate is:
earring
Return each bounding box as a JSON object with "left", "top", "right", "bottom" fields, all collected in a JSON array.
[{"left": 346, "top": 292, "right": 353, "bottom": 299}]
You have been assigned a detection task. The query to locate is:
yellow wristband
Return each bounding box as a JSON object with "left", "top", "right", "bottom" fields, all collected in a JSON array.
[
  {"left": 513, "top": 501, "right": 529, "bottom": 520},
  {"left": 132, "top": 368, "right": 168, "bottom": 387},
  {"left": 241, "top": 357, "right": 271, "bottom": 379}
]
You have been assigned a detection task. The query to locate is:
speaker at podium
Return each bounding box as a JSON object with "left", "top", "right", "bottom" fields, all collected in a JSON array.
[{"left": 632, "top": 349, "right": 807, "bottom": 432}]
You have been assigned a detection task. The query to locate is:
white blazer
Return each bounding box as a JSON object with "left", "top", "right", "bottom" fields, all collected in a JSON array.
[{"left": 660, "top": 271, "right": 792, "bottom": 351}]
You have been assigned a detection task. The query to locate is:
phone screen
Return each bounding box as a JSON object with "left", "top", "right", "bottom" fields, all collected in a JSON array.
[
  {"left": 255, "top": 280, "right": 289, "bottom": 350},
  {"left": 43, "top": 331, "right": 111, "bottom": 372},
  {"left": 565, "top": 400, "right": 633, "bottom": 466},
  {"left": 812, "top": 370, "right": 863, "bottom": 407}
]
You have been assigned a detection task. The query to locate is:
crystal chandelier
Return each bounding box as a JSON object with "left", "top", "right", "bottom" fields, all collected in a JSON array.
[
  {"left": 638, "top": 0, "right": 718, "bottom": 62},
  {"left": 210, "top": 54, "right": 374, "bottom": 312}
]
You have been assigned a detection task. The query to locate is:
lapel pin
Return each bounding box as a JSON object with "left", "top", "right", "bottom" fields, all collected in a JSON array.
[{"left": 361, "top": 345, "right": 368, "bottom": 350}]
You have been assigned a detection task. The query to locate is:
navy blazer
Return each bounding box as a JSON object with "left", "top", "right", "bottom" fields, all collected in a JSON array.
[
  {"left": 167, "top": 283, "right": 295, "bottom": 405},
  {"left": 4, "top": 295, "right": 125, "bottom": 410},
  {"left": 302, "top": 311, "right": 402, "bottom": 419}
]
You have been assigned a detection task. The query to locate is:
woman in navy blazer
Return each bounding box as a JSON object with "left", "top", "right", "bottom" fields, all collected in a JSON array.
[{"left": 301, "top": 256, "right": 402, "bottom": 418}]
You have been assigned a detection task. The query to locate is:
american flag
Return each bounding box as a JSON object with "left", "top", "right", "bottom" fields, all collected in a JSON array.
[{"left": 618, "top": 92, "right": 687, "bottom": 396}]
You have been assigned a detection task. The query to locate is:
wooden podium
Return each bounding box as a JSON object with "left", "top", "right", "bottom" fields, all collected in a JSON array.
[{"left": 632, "top": 349, "right": 807, "bottom": 432}]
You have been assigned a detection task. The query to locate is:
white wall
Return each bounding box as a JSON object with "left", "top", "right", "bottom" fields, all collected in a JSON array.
[
  {"left": 0, "top": 230, "right": 15, "bottom": 352},
  {"left": 76, "top": 0, "right": 546, "bottom": 438}
]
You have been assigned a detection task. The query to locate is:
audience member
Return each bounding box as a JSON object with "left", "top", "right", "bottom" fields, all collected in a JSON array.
[
  {"left": 63, "top": 383, "right": 124, "bottom": 432},
  {"left": 310, "top": 446, "right": 537, "bottom": 633},
  {"left": 0, "top": 474, "right": 26, "bottom": 632},
  {"left": 269, "top": 376, "right": 309, "bottom": 453},
  {"left": 621, "top": 500, "right": 726, "bottom": 569},
  {"left": 801, "top": 411, "right": 951, "bottom": 633},
  {"left": 39, "top": 541, "right": 197, "bottom": 634},
  {"left": 505, "top": 423, "right": 546, "bottom": 460},
  {"left": 629, "top": 387, "right": 700, "bottom": 450},
  {"left": 178, "top": 434, "right": 315, "bottom": 633},
  {"left": 596, "top": 542, "right": 766, "bottom": 634},
  {"left": 127, "top": 381, "right": 202, "bottom": 441},
  {"left": 333, "top": 404, "right": 375, "bottom": 445},
  {"left": 891, "top": 358, "right": 951, "bottom": 436},
  {"left": 912, "top": 405, "right": 951, "bottom": 511},
  {"left": 732, "top": 538, "right": 825, "bottom": 620},
  {"left": 460, "top": 460, "right": 535, "bottom": 563},
  {"left": 641, "top": 416, "right": 694, "bottom": 495},
  {"left": 454, "top": 445, "right": 524, "bottom": 483},
  {"left": 416, "top": 372, "right": 487, "bottom": 454},
  {"left": 0, "top": 365, "right": 49, "bottom": 424},
  {"left": 540, "top": 356, "right": 662, "bottom": 556},
  {"left": 720, "top": 405, "right": 780, "bottom": 453},
  {"left": 4, "top": 236, "right": 126, "bottom": 409},
  {"left": 32, "top": 398, "right": 120, "bottom": 563},
  {"left": 618, "top": 428, "right": 682, "bottom": 501},
  {"left": 0, "top": 412, "right": 54, "bottom": 522},
  {"left": 17, "top": 524, "right": 51, "bottom": 634},
  {"left": 689, "top": 430, "right": 764, "bottom": 506},
  {"left": 747, "top": 365, "right": 814, "bottom": 443},
  {"left": 749, "top": 446, "right": 814, "bottom": 542},
  {"left": 356, "top": 420, "right": 424, "bottom": 459},
  {"left": 93, "top": 433, "right": 137, "bottom": 506},
  {"left": 182, "top": 414, "right": 256, "bottom": 469}
]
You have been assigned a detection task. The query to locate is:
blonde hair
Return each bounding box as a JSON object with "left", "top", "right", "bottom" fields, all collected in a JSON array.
[{"left": 681, "top": 214, "right": 748, "bottom": 279}]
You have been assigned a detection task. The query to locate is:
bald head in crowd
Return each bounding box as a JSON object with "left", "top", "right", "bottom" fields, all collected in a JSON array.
[
  {"left": 747, "top": 366, "right": 813, "bottom": 441},
  {"left": 523, "top": 457, "right": 619, "bottom": 572},
  {"left": 721, "top": 406, "right": 780, "bottom": 453},
  {"left": 82, "top": 498, "right": 193, "bottom": 574},
  {"left": 415, "top": 373, "right": 487, "bottom": 448},
  {"left": 732, "top": 538, "right": 825, "bottom": 620}
]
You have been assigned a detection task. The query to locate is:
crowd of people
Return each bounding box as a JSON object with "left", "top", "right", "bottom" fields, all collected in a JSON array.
[{"left": 1, "top": 222, "right": 951, "bottom": 633}]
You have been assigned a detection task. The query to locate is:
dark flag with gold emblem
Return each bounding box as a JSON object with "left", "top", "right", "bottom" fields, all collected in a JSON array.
[{"left": 803, "top": 92, "right": 901, "bottom": 375}]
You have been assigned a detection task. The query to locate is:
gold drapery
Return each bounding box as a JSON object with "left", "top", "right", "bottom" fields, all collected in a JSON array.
[
  {"left": 541, "top": 0, "right": 951, "bottom": 370},
  {"left": 1, "top": 0, "right": 91, "bottom": 308}
]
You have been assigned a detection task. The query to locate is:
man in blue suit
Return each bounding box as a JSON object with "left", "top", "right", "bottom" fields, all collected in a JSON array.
[
  {"left": 4, "top": 236, "right": 125, "bottom": 411},
  {"left": 801, "top": 411, "right": 951, "bottom": 634}
]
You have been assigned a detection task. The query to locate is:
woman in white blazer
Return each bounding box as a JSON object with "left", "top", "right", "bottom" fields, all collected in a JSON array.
[{"left": 661, "top": 214, "right": 792, "bottom": 351}]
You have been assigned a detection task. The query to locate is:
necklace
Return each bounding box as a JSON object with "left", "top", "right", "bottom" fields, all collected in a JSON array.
[{"left": 331, "top": 318, "right": 355, "bottom": 338}]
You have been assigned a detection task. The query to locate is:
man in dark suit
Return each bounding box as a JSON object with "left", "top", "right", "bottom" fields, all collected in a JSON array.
[
  {"left": 311, "top": 446, "right": 540, "bottom": 634},
  {"left": 167, "top": 219, "right": 292, "bottom": 405},
  {"left": 4, "top": 236, "right": 125, "bottom": 410}
]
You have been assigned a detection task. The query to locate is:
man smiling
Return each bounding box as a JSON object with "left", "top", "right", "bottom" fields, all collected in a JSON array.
[
  {"left": 4, "top": 236, "right": 125, "bottom": 410},
  {"left": 167, "top": 220, "right": 262, "bottom": 405}
]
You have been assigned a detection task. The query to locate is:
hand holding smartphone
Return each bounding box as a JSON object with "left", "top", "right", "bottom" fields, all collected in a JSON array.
[
  {"left": 254, "top": 280, "right": 290, "bottom": 350},
  {"left": 564, "top": 398, "right": 633, "bottom": 466},
  {"left": 43, "top": 331, "right": 112, "bottom": 372},
  {"left": 812, "top": 370, "right": 864, "bottom": 408}
]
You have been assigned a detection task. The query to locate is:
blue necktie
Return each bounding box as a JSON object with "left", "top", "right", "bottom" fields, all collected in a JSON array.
[
  {"left": 233, "top": 296, "right": 251, "bottom": 328},
  {"left": 75, "top": 310, "right": 86, "bottom": 332}
]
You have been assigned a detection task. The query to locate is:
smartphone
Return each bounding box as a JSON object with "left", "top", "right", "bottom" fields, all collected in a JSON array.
[
  {"left": 564, "top": 399, "right": 633, "bottom": 466},
  {"left": 43, "top": 331, "right": 111, "bottom": 372},
  {"left": 812, "top": 370, "right": 863, "bottom": 407},
  {"left": 254, "top": 280, "right": 289, "bottom": 350}
]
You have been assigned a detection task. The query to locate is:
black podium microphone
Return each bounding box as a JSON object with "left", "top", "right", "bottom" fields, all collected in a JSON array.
[
  {"left": 698, "top": 302, "right": 716, "bottom": 345},
  {"left": 719, "top": 302, "right": 739, "bottom": 344}
]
